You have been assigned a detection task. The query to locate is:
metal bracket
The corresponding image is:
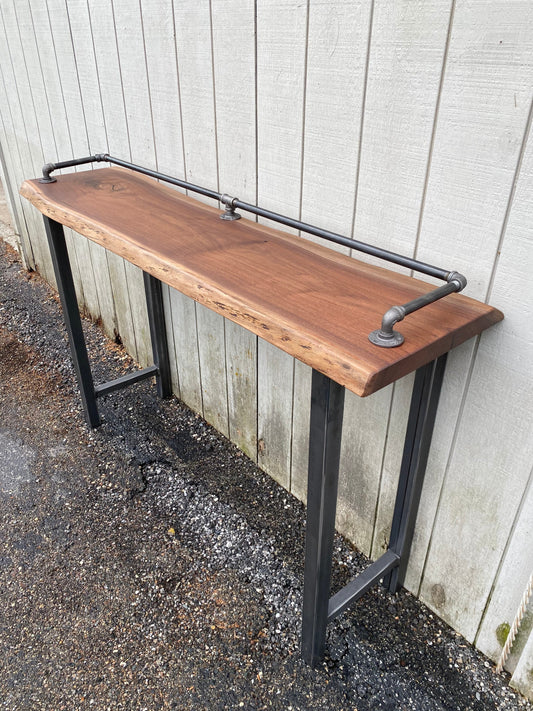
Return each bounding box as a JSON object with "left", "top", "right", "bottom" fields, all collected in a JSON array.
[
  {"left": 369, "top": 271, "right": 468, "bottom": 348},
  {"left": 39, "top": 163, "right": 57, "bottom": 183},
  {"left": 369, "top": 305, "right": 406, "bottom": 348},
  {"left": 39, "top": 154, "right": 108, "bottom": 184},
  {"left": 220, "top": 193, "right": 241, "bottom": 221}
]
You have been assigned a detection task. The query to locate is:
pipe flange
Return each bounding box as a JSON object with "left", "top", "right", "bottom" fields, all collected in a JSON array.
[
  {"left": 368, "top": 329, "right": 405, "bottom": 348},
  {"left": 220, "top": 193, "right": 241, "bottom": 221},
  {"left": 39, "top": 163, "right": 57, "bottom": 183}
]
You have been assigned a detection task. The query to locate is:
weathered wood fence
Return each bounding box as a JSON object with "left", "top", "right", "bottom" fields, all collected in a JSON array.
[{"left": 0, "top": 0, "right": 531, "bottom": 696}]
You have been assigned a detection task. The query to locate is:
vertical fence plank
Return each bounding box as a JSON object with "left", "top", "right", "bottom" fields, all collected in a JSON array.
[
  {"left": 370, "top": 374, "right": 413, "bottom": 559},
  {"left": 350, "top": 0, "right": 453, "bottom": 561},
  {"left": 211, "top": 0, "right": 258, "bottom": 457},
  {"left": 409, "top": 0, "right": 533, "bottom": 608},
  {"left": 290, "top": 359, "right": 311, "bottom": 502},
  {"left": 293, "top": 0, "right": 375, "bottom": 550},
  {"left": 0, "top": 140, "right": 22, "bottom": 251},
  {"left": 61, "top": 0, "right": 119, "bottom": 341},
  {"left": 353, "top": 0, "right": 453, "bottom": 271},
  {"left": 28, "top": 0, "right": 105, "bottom": 324},
  {"left": 510, "top": 621, "right": 533, "bottom": 700},
  {"left": 197, "top": 305, "right": 229, "bottom": 435},
  {"left": 0, "top": 71, "right": 34, "bottom": 266},
  {"left": 47, "top": 0, "right": 118, "bottom": 340},
  {"left": 224, "top": 321, "right": 257, "bottom": 461},
  {"left": 0, "top": 1, "right": 56, "bottom": 285},
  {"left": 256, "top": 0, "right": 308, "bottom": 484},
  {"left": 17, "top": 0, "right": 90, "bottom": 302},
  {"left": 418, "top": 30, "right": 533, "bottom": 637},
  {"left": 299, "top": 0, "right": 370, "bottom": 251},
  {"left": 174, "top": 0, "right": 228, "bottom": 434},
  {"left": 339, "top": 387, "right": 393, "bottom": 557},
  {"left": 476, "top": 469, "right": 533, "bottom": 670},
  {"left": 111, "top": 0, "right": 158, "bottom": 368},
  {"left": 85, "top": 0, "right": 139, "bottom": 361},
  {"left": 139, "top": 0, "right": 187, "bottom": 400},
  {"left": 475, "top": 124, "right": 533, "bottom": 666},
  {"left": 62, "top": 0, "right": 107, "bottom": 153},
  {"left": 168, "top": 286, "right": 202, "bottom": 413},
  {"left": 257, "top": 339, "right": 293, "bottom": 490}
]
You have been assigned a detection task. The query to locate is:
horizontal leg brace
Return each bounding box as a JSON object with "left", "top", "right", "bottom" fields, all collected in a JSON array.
[
  {"left": 327, "top": 550, "right": 400, "bottom": 622},
  {"left": 94, "top": 365, "right": 159, "bottom": 398}
]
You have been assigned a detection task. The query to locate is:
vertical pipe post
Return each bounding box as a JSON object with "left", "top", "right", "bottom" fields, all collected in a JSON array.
[
  {"left": 301, "top": 369, "right": 345, "bottom": 666},
  {"left": 385, "top": 353, "right": 448, "bottom": 593},
  {"left": 143, "top": 271, "right": 172, "bottom": 399},
  {"left": 43, "top": 216, "right": 100, "bottom": 428}
]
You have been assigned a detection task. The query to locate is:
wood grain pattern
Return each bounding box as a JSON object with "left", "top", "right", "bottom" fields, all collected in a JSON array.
[{"left": 20, "top": 167, "right": 503, "bottom": 397}]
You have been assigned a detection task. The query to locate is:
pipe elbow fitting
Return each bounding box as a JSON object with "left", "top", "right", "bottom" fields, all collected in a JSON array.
[
  {"left": 39, "top": 163, "right": 57, "bottom": 183},
  {"left": 381, "top": 305, "right": 406, "bottom": 335},
  {"left": 447, "top": 271, "right": 467, "bottom": 291},
  {"left": 368, "top": 305, "right": 406, "bottom": 348}
]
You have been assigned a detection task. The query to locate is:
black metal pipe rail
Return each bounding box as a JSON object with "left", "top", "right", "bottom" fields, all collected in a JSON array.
[{"left": 40, "top": 155, "right": 467, "bottom": 347}]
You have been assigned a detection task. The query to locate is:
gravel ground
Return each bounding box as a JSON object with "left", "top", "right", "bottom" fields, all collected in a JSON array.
[{"left": 0, "top": 229, "right": 531, "bottom": 710}]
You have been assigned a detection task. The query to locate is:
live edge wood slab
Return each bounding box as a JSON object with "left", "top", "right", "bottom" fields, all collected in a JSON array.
[{"left": 20, "top": 168, "right": 503, "bottom": 397}]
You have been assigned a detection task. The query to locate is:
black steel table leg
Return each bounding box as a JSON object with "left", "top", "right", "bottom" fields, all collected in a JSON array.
[
  {"left": 43, "top": 216, "right": 100, "bottom": 428},
  {"left": 301, "top": 369, "right": 345, "bottom": 666},
  {"left": 385, "top": 353, "right": 448, "bottom": 593},
  {"left": 143, "top": 271, "right": 172, "bottom": 399}
]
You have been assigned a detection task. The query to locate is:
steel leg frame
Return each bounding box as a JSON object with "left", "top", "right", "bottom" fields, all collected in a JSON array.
[
  {"left": 143, "top": 272, "right": 172, "bottom": 399},
  {"left": 385, "top": 352, "right": 448, "bottom": 593},
  {"left": 301, "top": 370, "right": 345, "bottom": 666},
  {"left": 44, "top": 216, "right": 100, "bottom": 428},
  {"left": 43, "top": 216, "right": 172, "bottom": 428},
  {"left": 301, "top": 355, "right": 448, "bottom": 665}
]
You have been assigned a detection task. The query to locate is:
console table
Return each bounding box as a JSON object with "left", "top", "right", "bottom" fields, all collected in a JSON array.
[{"left": 20, "top": 156, "right": 503, "bottom": 666}]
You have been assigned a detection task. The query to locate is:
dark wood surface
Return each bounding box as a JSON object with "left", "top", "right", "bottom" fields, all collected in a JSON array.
[{"left": 20, "top": 168, "right": 503, "bottom": 397}]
